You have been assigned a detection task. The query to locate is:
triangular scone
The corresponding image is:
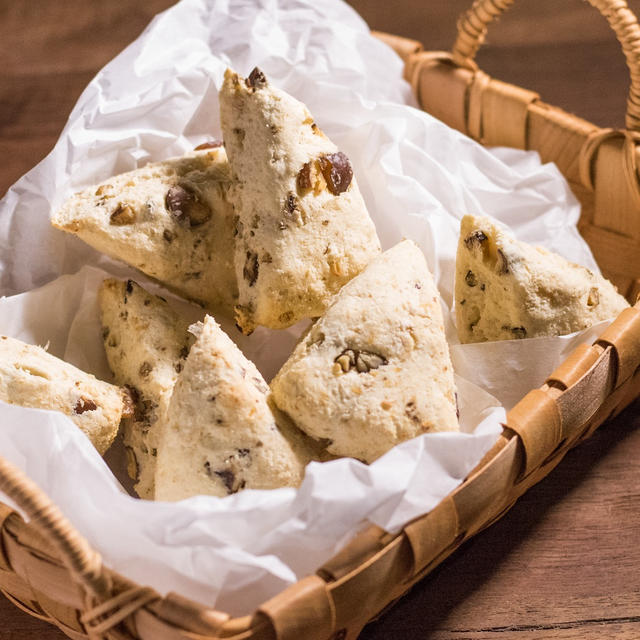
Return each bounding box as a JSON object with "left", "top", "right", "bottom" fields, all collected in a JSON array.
[
  {"left": 219, "top": 68, "right": 381, "bottom": 334},
  {"left": 270, "top": 240, "right": 459, "bottom": 464},
  {"left": 0, "top": 335, "right": 131, "bottom": 454},
  {"left": 52, "top": 147, "right": 237, "bottom": 311},
  {"left": 99, "top": 279, "right": 193, "bottom": 499},
  {"left": 455, "top": 214, "right": 630, "bottom": 343},
  {"left": 154, "top": 316, "right": 312, "bottom": 501}
]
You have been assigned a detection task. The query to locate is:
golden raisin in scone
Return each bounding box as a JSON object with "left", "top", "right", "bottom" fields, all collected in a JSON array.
[
  {"left": 455, "top": 214, "right": 630, "bottom": 343},
  {"left": 0, "top": 335, "right": 131, "bottom": 454},
  {"left": 52, "top": 148, "right": 237, "bottom": 312},
  {"left": 219, "top": 67, "right": 381, "bottom": 334},
  {"left": 270, "top": 240, "right": 459, "bottom": 464},
  {"left": 154, "top": 316, "right": 314, "bottom": 501},
  {"left": 99, "top": 278, "right": 193, "bottom": 499}
]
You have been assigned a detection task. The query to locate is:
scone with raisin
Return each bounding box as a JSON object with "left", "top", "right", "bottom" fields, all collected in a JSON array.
[
  {"left": 270, "top": 240, "right": 459, "bottom": 464},
  {"left": 52, "top": 147, "right": 237, "bottom": 311},
  {"left": 154, "top": 316, "right": 314, "bottom": 501},
  {"left": 455, "top": 214, "right": 629, "bottom": 343},
  {"left": 219, "top": 67, "right": 381, "bottom": 334},
  {"left": 0, "top": 335, "right": 131, "bottom": 454},
  {"left": 99, "top": 278, "right": 193, "bottom": 499}
]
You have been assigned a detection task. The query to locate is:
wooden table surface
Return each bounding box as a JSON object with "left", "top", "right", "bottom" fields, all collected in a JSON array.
[{"left": 1, "top": 1, "right": 639, "bottom": 638}]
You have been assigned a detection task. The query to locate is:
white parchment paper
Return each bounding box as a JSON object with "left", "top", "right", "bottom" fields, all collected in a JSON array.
[{"left": 0, "top": 0, "right": 612, "bottom": 615}]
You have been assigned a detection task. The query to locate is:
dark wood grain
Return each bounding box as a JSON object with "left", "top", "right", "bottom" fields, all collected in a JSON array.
[{"left": 1, "top": 1, "right": 639, "bottom": 639}]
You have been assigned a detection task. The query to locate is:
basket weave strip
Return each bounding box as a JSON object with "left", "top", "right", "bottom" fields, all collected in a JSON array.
[{"left": 0, "top": 457, "right": 109, "bottom": 602}]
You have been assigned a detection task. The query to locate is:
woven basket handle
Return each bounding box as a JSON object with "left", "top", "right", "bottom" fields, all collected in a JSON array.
[
  {"left": 452, "top": 0, "right": 640, "bottom": 131},
  {"left": 0, "top": 454, "right": 110, "bottom": 600}
]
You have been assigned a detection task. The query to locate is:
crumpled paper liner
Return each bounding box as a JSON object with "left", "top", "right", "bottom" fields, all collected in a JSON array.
[{"left": 0, "top": 0, "right": 611, "bottom": 616}]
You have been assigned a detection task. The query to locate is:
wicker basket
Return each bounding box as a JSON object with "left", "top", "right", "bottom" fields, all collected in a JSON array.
[{"left": 1, "top": 0, "right": 640, "bottom": 638}]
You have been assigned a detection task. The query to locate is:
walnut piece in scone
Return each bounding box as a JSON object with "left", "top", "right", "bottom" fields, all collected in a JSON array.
[
  {"left": 52, "top": 147, "right": 237, "bottom": 312},
  {"left": 270, "top": 240, "right": 459, "bottom": 464},
  {"left": 455, "top": 214, "right": 630, "bottom": 343},
  {"left": 154, "top": 315, "right": 315, "bottom": 501},
  {"left": 99, "top": 278, "right": 194, "bottom": 499},
  {"left": 219, "top": 67, "right": 381, "bottom": 334},
  {"left": 0, "top": 335, "right": 131, "bottom": 454}
]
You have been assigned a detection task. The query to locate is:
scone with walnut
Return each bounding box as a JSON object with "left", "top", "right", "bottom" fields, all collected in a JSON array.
[
  {"left": 99, "top": 278, "right": 193, "bottom": 499},
  {"left": 52, "top": 147, "right": 237, "bottom": 311},
  {"left": 270, "top": 240, "right": 459, "bottom": 464},
  {"left": 455, "top": 214, "right": 629, "bottom": 343},
  {"left": 0, "top": 335, "right": 131, "bottom": 454},
  {"left": 154, "top": 316, "right": 314, "bottom": 501},
  {"left": 219, "top": 67, "right": 381, "bottom": 334}
]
